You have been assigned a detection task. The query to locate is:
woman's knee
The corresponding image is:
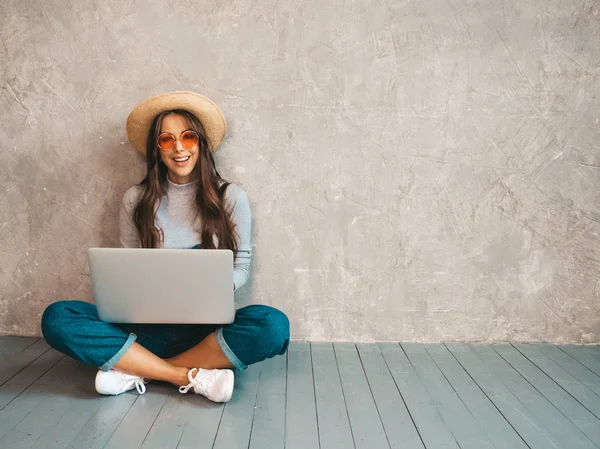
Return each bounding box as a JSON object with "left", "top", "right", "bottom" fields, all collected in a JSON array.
[
  {"left": 220, "top": 306, "right": 291, "bottom": 367},
  {"left": 41, "top": 301, "right": 68, "bottom": 344},
  {"left": 41, "top": 300, "right": 91, "bottom": 345},
  {"left": 248, "top": 305, "right": 290, "bottom": 354},
  {"left": 268, "top": 307, "right": 290, "bottom": 341}
]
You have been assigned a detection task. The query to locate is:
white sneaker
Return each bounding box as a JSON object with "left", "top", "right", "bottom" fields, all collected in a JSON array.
[
  {"left": 179, "top": 368, "right": 234, "bottom": 402},
  {"left": 95, "top": 369, "right": 147, "bottom": 395}
]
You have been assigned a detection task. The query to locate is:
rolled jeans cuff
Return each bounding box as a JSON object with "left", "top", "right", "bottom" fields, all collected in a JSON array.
[
  {"left": 215, "top": 327, "right": 247, "bottom": 371},
  {"left": 99, "top": 333, "right": 137, "bottom": 372}
]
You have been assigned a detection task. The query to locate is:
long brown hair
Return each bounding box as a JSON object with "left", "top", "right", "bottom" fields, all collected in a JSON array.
[{"left": 133, "top": 109, "right": 238, "bottom": 253}]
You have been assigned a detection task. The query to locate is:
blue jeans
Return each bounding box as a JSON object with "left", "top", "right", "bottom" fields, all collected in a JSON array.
[{"left": 41, "top": 300, "right": 290, "bottom": 371}]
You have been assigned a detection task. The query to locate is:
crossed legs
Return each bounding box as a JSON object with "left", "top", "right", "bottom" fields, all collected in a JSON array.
[
  {"left": 41, "top": 301, "right": 290, "bottom": 389},
  {"left": 112, "top": 332, "right": 233, "bottom": 387}
]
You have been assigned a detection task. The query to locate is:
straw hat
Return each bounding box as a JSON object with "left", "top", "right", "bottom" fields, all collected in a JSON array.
[{"left": 126, "top": 91, "right": 227, "bottom": 155}]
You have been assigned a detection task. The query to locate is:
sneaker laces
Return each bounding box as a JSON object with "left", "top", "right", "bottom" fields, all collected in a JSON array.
[
  {"left": 121, "top": 373, "right": 146, "bottom": 394},
  {"left": 133, "top": 378, "right": 146, "bottom": 394},
  {"left": 179, "top": 368, "right": 208, "bottom": 394}
]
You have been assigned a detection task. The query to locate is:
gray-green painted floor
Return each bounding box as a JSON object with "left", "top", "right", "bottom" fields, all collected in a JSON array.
[{"left": 1, "top": 338, "right": 599, "bottom": 449}]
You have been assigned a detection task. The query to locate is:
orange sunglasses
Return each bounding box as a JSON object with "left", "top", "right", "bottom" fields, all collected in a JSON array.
[{"left": 157, "top": 130, "right": 199, "bottom": 151}]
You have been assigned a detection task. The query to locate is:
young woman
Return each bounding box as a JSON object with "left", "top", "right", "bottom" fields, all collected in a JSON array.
[{"left": 41, "top": 91, "right": 290, "bottom": 403}]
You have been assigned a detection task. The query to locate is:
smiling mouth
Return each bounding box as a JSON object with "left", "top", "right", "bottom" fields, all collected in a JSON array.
[{"left": 173, "top": 156, "right": 190, "bottom": 162}]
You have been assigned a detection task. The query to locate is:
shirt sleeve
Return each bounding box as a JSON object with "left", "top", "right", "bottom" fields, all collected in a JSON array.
[
  {"left": 226, "top": 184, "right": 252, "bottom": 291},
  {"left": 119, "top": 187, "right": 142, "bottom": 248}
]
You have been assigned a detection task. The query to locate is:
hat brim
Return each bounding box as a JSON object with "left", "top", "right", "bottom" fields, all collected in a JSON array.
[{"left": 126, "top": 91, "right": 227, "bottom": 155}]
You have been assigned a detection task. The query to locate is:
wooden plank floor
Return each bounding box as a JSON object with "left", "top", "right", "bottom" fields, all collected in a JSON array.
[{"left": 0, "top": 338, "right": 599, "bottom": 449}]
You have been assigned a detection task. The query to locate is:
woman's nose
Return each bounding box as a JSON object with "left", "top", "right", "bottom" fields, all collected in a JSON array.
[{"left": 174, "top": 139, "right": 185, "bottom": 152}]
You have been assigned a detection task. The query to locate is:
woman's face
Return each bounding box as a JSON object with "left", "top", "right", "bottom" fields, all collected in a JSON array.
[{"left": 158, "top": 113, "right": 200, "bottom": 185}]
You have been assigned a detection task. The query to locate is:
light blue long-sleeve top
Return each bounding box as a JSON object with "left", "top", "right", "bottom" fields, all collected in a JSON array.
[{"left": 118, "top": 177, "right": 252, "bottom": 291}]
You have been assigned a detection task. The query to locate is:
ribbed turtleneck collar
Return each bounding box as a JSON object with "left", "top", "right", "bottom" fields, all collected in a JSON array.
[{"left": 167, "top": 177, "right": 199, "bottom": 194}]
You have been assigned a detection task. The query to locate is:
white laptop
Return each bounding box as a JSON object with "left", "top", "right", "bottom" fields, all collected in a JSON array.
[{"left": 87, "top": 248, "right": 235, "bottom": 324}]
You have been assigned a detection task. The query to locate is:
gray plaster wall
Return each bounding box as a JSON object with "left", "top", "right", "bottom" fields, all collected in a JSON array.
[{"left": 1, "top": 0, "right": 599, "bottom": 343}]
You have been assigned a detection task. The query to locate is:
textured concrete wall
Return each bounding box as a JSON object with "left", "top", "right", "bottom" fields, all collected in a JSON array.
[{"left": 1, "top": 0, "right": 599, "bottom": 342}]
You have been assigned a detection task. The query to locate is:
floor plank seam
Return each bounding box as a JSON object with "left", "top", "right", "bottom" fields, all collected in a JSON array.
[
  {"left": 208, "top": 401, "right": 226, "bottom": 449},
  {"left": 355, "top": 344, "right": 393, "bottom": 449},
  {"left": 492, "top": 347, "right": 579, "bottom": 417},
  {"left": 511, "top": 344, "right": 600, "bottom": 421},
  {"left": 556, "top": 346, "right": 600, "bottom": 379},
  {"left": 17, "top": 338, "right": 42, "bottom": 355},
  {"left": 283, "top": 350, "right": 289, "bottom": 448},
  {"left": 540, "top": 348, "right": 600, "bottom": 398},
  {"left": 309, "top": 343, "right": 322, "bottom": 449},
  {"left": 0, "top": 353, "right": 65, "bottom": 411},
  {"left": 400, "top": 343, "right": 464, "bottom": 449},
  {"left": 174, "top": 421, "right": 189, "bottom": 449},
  {"left": 140, "top": 391, "right": 172, "bottom": 448},
  {"left": 380, "top": 344, "right": 427, "bottom": 449},
  {"left": 467, "top": 345, "right": 540, "bottom": 417},
  {"left": 100, "top": 393, "right": 142, "bottom": 449},
  {"left": 442, "top": 344, "right": 533, "bottom": 449},
  {"left": 244, "top": 368, "right": 263, "bottom": 449},
  {"left": 63, "top": 396, "right": 110, "bottom": 449},
  {"left": 425, "top": 347, "right": 481, "bottom": 424},
  {"left": 0, "top": 346, "right": 52, "bottom": 388},
  {"left": 332, "top": 343, "right": 358, "bottom": 449},
  {"left": 490, "top": 345, "right": 599, "bottom": 448}
]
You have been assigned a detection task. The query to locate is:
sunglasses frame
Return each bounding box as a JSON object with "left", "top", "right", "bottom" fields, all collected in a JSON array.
[{"left": 157, "top": 130, "right": 199, "bottom": 151}]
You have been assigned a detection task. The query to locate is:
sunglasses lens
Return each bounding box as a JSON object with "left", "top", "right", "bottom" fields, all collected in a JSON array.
[
  {"left": 181, "top": 131, "right": 199, "bottom": 149},
  {"left": 158, "top": 134, "right": 175, "bottom": 150}
]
